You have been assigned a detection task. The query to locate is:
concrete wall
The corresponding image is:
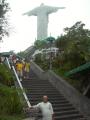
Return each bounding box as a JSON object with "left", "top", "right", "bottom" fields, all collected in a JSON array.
[
  {"left": 30, "top": 61, "right": 90, "bottom": 119},
  {"left": 30, "top": 61, "right": 47, "bottom": 80},
  {"left": 47, "top": 70, "right": 90, "bottom": 119}
]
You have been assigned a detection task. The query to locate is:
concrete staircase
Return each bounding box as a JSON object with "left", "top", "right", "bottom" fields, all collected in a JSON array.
[{"left": 22, "top": 70, "right": 87, "bottom": 120}]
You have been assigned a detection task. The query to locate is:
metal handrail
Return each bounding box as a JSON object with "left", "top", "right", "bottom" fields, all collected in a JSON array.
[
  {"left": 6, "top": 57, "right": 31, "bottom": 108},
  {"left": 6, "top": 57, "right": 11, "bottom": 69},
  {"left": 12, "top": 66, "right": 31, "bottom": 108}
]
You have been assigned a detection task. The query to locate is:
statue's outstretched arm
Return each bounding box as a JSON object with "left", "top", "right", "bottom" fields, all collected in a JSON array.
[
  {"left": 23, "top": 8, "right": 38, "bottom": 16},
  {"left": 47, "top": 6, "right": 65, "bottom": 14}
]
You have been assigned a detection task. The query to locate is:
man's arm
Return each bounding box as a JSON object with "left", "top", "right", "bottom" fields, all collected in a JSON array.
[
  {"left": 24, "top": 103, "right": 40, "bottom": 113},
  {"left": 30, "top": 103, "right": 40, "bottom": 109}
]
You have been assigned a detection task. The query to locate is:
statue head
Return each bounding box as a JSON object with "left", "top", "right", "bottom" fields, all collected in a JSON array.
[{"left": 40, "top": 3, "right": 44, "bottom": 6}]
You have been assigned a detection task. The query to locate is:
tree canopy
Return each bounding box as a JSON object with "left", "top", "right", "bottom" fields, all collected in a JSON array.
[
  {"left": 0, "top": 0, "right": 10, "bottom": 40},
  {"left": 34, "top": 37, "right": 55, "bottom": 49},
  {"left": 55, "top": 21, "right": 90, "bottom": 69},
  {"left": 34, "top": 40, "right": 48, "bottom": 49}
]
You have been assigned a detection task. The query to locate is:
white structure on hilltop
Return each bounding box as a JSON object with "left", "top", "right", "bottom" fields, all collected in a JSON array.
[
  {"left": 24, "top": 3, "right": 65, "bottom": 40},
  {"left": 32, "top": 47, "right": 59, "bottom": 60}
]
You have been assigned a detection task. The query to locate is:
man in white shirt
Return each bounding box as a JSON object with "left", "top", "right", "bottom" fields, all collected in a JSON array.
[{"left": 31, "top": 96, "right": 54, "bottom": 120}]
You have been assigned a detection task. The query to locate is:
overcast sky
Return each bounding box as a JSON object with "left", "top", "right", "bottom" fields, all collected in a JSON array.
[{"left": 0, "top": 0, "right": 90, "bottom": 52}]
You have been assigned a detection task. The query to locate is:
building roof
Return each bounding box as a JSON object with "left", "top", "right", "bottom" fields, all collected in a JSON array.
[
  {"left": 0, "top": 52, "right": 13, "bottom": 57},
  {"left": 65, "top": 62, "right": 90, "bottom": 77}
]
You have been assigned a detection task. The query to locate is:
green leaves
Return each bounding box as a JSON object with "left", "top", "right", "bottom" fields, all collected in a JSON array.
[
  {"left": 56, "top": 21, "right": 90, "bottom": 70},
  {"left": 0, "top": 85, "right": 23, "bottom": 114},
  {"left": 34, "top": 40, "right": 48, "bottom": 49},
  {"left": 0, "top": 64, "right": 14, "bottom": 86},
  {"left": 0, "top": 0, "right": 10, "bottom": 40},
  {"left": 0, "top": 64, "right": 23, "bottom": 115}
]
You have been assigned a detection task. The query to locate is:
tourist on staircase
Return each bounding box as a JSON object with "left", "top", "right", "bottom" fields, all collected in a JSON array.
[
  {"left": 15, "top": 60, "right": 24, "bottom": 81},
  {"left": 24, "top": 60, "right": 30, "bottom": 79},
  {"left": 30, "top": 96, "right": 55, "bottom": 120}
]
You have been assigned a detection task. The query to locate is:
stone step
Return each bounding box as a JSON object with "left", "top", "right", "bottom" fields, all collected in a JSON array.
[
  {"left": 27, "top": 92, "right": 64, "bottom": 96},
  {"left": 26, "top": 88, "right": 59, "bottom": 94},
  {"left": 53, "top": 106, "right": 76, "bottom": 111},
  {"left": 37, "top": 112, "right": 83, "bottom": 120},
  {"left": 22, "top": 84, "right": 54, "bottom": 88},
  {"left": 55, "top": 110, "right": 79, "bottom": 116},
  {"left": 26, "top": 88, "right": 61, "bottom": 92},
  {"left": 26, "top": 87, "right": 58, "bottom": 91},
  {"left": 54, "top": 114, "right": 83, "bottom": 120},
  {"left": 28, "top": 96, "right": 67, "bottom": 100},
  {"left": 27, "top": 94, "right": 66, "bottom": 99},
  {"left": 22, "top": 79, "right": 49, "bottom": 83}
]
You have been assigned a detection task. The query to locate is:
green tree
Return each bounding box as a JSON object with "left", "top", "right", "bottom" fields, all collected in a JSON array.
[
  {"left": 0, "top": 0, "right": 10, "bottom": 40},
  {"left": 56, "top": 21, "right": 90, "bottom": 70},
  {"left": 55, "top": 35, "right": 68, "bottom": 51},
  {"left": 34, "top": 40, "right": 48, "bottom": 49}
]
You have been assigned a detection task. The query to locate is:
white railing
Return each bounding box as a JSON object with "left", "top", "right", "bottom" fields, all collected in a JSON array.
[
  {"left": 6, "top": 57, "right": 31, "bottom": 108},
  {"left": 12, "top": 66, "right": 31, "bottom": 107},
  {"left": 6, "top": 57, "right": 11, "bottom": 69}
]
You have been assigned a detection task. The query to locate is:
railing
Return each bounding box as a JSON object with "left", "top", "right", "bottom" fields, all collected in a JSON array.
[
  {"left": 6, "top": 57, "right": 31, "bottom": 108},
  {"left": 12, "top": 66, "right": 31, "bottom": 108},
  {"left": 6, "top": 57, "right": 11, "bottom": 69}
]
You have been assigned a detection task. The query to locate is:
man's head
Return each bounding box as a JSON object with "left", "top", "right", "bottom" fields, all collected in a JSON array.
[{"left": 43, "top": 96, "right": 48, "bottom": 103}]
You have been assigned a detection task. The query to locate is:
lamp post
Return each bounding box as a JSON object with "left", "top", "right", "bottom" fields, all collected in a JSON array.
[{"left": 46, "top": 36, "right": 55, "bottom": 70}]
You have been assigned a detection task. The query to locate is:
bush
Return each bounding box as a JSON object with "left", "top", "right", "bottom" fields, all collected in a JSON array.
[
  {"left": 0, "top": 115, "right": 23, "bottom": 120},
  {"left": 34, "top": 53, "right": 42, "bottom": 63},
  {"left": 0, "top": 85, "right": 23, "bottom": 115},
  {"left": 0, "top": 64, "right": 14, "bottom": 86}
]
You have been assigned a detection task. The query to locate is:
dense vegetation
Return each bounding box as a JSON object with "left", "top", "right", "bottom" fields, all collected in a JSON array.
[
  {"left": 0, "top": 64, "right": 23, "bottom": 120},
  {"left": 0, "top": 64, "right": 14, "bottom": 86},
  {"left": 0, "top": 0, "right": 10, "bottom": 41},
  {"left": 55, "top": 21, "right": 90, "bottom": 70},
  {"left": 34, "top": 37, "right": 55, "bottom": 50}
]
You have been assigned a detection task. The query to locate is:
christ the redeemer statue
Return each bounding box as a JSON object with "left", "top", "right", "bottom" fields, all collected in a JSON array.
[{"left": 24, "top": 3, "right": 65, "bottom": 40}]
